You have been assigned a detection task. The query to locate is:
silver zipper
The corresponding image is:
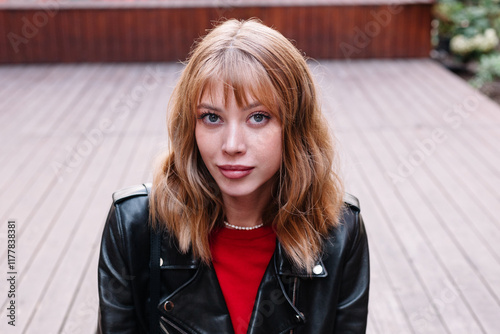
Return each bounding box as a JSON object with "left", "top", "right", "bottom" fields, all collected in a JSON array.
[
  {"left": 159, "top": 320, "right": 170, "bottom": 334},
  {"left": 292, "top": 277, "right": 298, "bottom": 305},
  {"left": 160, "top": 316, "right": 189, "bottom": 334},
  {"left": 289, "top": 277, "right": 299, "bottom": 334}
]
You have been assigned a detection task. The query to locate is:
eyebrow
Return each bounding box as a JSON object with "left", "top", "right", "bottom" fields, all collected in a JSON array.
[
  {"left": 243, "top": 102, "right": 263, "bottom": 111},
  {"left": 196, "top": 102, "right": 263, "bottom": 112},
  {"left": 197, "top": 103, "right": 222, "bottom": 112}
]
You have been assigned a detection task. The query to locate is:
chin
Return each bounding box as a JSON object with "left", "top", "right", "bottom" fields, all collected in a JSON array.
[
  {"left": 219, "top": 187, "right": 256, "bottom": 198},
  {"left": 216, "top": 180, "right": 260, "bottom": 197}
]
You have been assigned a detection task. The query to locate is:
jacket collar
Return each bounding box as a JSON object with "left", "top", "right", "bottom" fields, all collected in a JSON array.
[
  {"left": 158, "top": 238, "right": 327, "bottom": 334},
  {"left": 276, "top": 242, "right": 328, "bottom": 278},
  {"left": 159, "top": 235, "right": 198, "bottom": 269},
  {"left": 160, "top": 236, "right": 328, "bottom": 278}
]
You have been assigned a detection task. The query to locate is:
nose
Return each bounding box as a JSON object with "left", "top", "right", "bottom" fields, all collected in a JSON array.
[{"left": 222, "top": 123, "right": 246, "bottom": 155}]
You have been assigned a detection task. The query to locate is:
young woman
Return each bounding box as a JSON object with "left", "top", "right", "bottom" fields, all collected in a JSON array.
[{"left": 98, "top": 19, "right": 369, "bottom": 334}]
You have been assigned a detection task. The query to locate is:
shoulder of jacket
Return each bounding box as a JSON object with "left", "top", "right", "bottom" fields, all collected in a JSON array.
[
  {"left": 344, "top": 192, "right": 360, "bottom": 212},
  {"left": 112, "top": 183, "right": 152, "bottom": 205}
]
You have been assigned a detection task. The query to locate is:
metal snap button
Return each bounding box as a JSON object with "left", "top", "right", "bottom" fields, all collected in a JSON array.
[
  {"left": 313, "top": 264, "right": 323, "bottom": 275},
  {"left": 160, "top": 257, "right": 163, "bottom": 266},
  {"left": 164, "top": 301, "right": 174, "bottom": 312}
]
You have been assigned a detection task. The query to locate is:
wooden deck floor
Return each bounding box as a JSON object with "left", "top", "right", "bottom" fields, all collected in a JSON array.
[{"left": 0, "top": 59, "right": 499, "bottom": 333}]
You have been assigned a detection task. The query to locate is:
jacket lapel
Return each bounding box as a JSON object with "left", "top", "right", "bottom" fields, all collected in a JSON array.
[
  {"left": 276, "top": 242, "right": 328, "bottom": 278},
  {"left": 248, "top": 242, "right": 329, "bottom": 334},
  {"left": 158, "top": 263, "right": 235, "bottom": 334},
  {"left": 247, "top": 257, "right": 302, "bottom": 334},
  {"left": 156, "top": 238, "right": 327, "bottom": 334},
  {"left": 247, "top": 242, "right": 310, "bottom": 334}
]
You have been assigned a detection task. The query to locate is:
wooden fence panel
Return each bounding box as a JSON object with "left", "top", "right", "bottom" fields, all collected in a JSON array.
[{"left": 0, "top": 4, "right": 432, "bottom": 63}]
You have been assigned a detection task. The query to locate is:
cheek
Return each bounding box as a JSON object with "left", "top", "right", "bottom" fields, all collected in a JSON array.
[
  {"left": 195, "top": 127, "right": 211, "bottom": 160},
  {"left": 270, "top": 140, "right": 283, "bottom": 170},
  {"left": 258, "top": 127, "right": 282, "bottom": 170}
]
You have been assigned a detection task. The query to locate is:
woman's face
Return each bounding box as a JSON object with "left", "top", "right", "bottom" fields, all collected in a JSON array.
[{"left": 195, "top": 84, "right": 282, "bottom": 203}]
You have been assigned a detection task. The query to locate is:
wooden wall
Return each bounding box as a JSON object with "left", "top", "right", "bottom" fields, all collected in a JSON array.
[{"left": 0, "top": 4, "right": 432, "bottom": 63}]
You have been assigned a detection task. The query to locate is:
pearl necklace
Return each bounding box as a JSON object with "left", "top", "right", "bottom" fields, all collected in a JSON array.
[{"left": 224, "top": 221, "right": 264, "bottom": 230}]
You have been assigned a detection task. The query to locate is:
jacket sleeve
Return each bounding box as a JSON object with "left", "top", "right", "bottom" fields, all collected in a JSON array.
[
  {"left": 334, "top": 212, "right": 370, "bottom": 333},
  {"left": 97, "top": 204, "right": 141, "bottom": 334}
]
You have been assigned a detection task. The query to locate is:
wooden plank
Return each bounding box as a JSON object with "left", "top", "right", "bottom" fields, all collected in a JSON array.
[
  {"left": 0, "top": 64, "right": 136, "bottom": 269},
  {"left": 397, "top": 60, "right": 500, "bottom": 236},
  {"left": 25, "top": 64, "right": 177, "bottom": 331},
  {"left": 408, "top": 63, "right": 500, "bottom": 180},
  {"left": 108, "top": 9, "right": 121, "bottom": 62},
  {"left": 0, "top": 0, "right": 436, "bottom": 10},
  {"left": 0, "top": 65, "right": 150, "bottom": 333},
  {"left": 322, "top": 63, "right": 457, "bottom": 333},
  {"left": 338, "top": 5, "right": 356, "bottom": 60},
  {"left": 411, "top": 60, "right": 500, "bottom": 122},
  {"left": 0, "top": 65, "right": 93, "bottom": 177},
  {"left": 21, "top": 135, "right": 127, "bottom": 332},
  {"left": 3, "top": 59, "right": 500, "bottom": 332},
  {"left": 351, "top": 60, "right": 500, "bottom": 332},
  {"left": 347, "top": 166, "right": 416, "bottom": 333},
  {"left": 23, "top": 134, "right": 149, "bottom": 331},
  {"left": 366, "top": 60, "right": 500, "bottom": 261},
  {"left": 0, "top": 65, "right": 90, "bottom": 155},
  {"left": 364, "top": 214, "right": 416, "bottom": 334},
  {"left": 0, "top": 65, "right": 116, "bottom": 254},
  {"left": 59, "top": 66, "right": 178, "bottom": 332},
  {"left": 45, "top": 5, "right": 59, "bottom": 62},
  {"left": 58, "top": 246, "right": 100, "bottom": 334},
  {"left": 0, "top": 3, "right": 433, "bottom": 63},
  {"left": 147, "top": 9, "right": 160, "bottom": 62},
  {"left": 0, "top": 65, "right": 50, "bottom": 119},
  {"left": 5, "top": 10, "right": 26, "bottom": 63},
  {"left": 378, "top": 5, "right": 392, "bottom": 59},
  {"left": 0, "top": 66, "right": 113, "bottom": 331},
  {"left": 0, "top": 10, "right": 8, "bottom": 61},
  {"left": 81, "top": 9, "right": 95, "bottom": 61},
  {"left": 318, "top": 60, "right": 488, "bottom": 332},
  {"left": 121, "top": 9, "right": 134, "bottom": 62},
  {"left": 362, "top": 5, "right": 376, "bottom": 58}
]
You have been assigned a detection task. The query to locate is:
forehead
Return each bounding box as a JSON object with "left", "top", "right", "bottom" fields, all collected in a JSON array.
[
  {"left": 199, "top": 81, "right": 258, "bottom": 106},
  {"left": 191, "top": 47, "right": 283, "bottom": 117},
  {"left": 197, "top": 71, "right": 278, "bottom": 115}
]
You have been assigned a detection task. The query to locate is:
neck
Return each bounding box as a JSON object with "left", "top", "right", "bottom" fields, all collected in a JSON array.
[{"left": 222, "top": 192, "right": 270, "bottom": 228}]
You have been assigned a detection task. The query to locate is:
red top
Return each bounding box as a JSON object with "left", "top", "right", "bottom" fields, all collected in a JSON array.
[{"left": 210, "top": 226, "right": 276, "bottom": 334}]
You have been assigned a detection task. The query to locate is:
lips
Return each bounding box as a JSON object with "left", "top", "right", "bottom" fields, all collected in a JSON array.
[{"left": 217, "top": 165, "right": 254, "bottom": 179}]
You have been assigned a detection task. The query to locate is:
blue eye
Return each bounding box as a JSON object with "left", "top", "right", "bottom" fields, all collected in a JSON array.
[
  {"left": 207, "top": 114, "right": 219, "bottom": 123},
  {"left": 249, "top": 112, "right": 270, "bottom": 124},
  {"left": 252, "top": 114, "right": 264, "bottom": 122},
  {"left": 199, "top": 112, "right": 222, "bottom": 124}
]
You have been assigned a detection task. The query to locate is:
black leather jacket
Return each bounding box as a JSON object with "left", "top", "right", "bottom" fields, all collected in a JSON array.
[{"left": 98, "top": 184, "right": 370, "bottom": 334}]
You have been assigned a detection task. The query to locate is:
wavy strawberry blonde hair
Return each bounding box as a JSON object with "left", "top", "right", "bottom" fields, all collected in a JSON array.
[{"left": 150, "top": 18, "right": 344, "bottom": 273}]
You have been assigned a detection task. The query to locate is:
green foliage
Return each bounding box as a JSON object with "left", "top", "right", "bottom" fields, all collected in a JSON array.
[
  {"left": 434, "top": 0, "right": 500, "bottom": 59},
  {"left": 470, "top": 52, "right": 500, "bottom": 87},
  {"left": 454, "top": 6, "right": 490, "bottom": 37},
  {"left": 434, "top": 0, "right": 466, "bottom": 38}
]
